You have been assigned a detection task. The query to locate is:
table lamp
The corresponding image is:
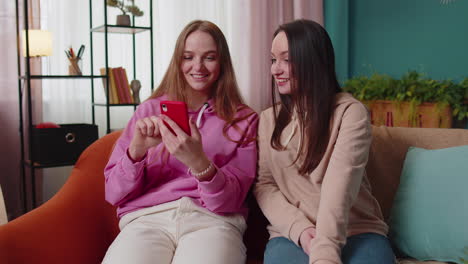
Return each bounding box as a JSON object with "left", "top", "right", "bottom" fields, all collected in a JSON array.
[{"left": 21, "top": 29, "right": 52, "bottom": 57}]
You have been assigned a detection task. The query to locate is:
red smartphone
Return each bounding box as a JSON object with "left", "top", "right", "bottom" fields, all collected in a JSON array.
[{"left": 160, "top": 100, "right": 191, "bottom": 136}]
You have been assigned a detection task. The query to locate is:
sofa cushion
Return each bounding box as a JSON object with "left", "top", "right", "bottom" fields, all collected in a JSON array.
[
  {"left": 388, "top": 145, "right": 468, "bottom": 263},
  {"left": 367, "top": 126, "right": 468, "bottom": 221}
]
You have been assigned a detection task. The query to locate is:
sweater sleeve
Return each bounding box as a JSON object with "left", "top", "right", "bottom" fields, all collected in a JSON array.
[
  {"left": 253, "top": 111, "right": 314, "bottom": 245},
  {"left": 309, "top": 103, "right": 372, "bottom": 264},
  {"left": 104, "top": 105, "right": 151, "bottom": 206},
  {"left": 196, "top": 112, "right": 259, "bottom": 214}
]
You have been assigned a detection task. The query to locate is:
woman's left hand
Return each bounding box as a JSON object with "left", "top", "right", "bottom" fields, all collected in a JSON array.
[{"left": 158, "top": 115, "right": 211, "bottom": 173}]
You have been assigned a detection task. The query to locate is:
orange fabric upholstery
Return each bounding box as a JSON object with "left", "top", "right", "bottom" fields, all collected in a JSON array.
[{"left": 0, "top": 131, "right": 121, "bottom": 264}]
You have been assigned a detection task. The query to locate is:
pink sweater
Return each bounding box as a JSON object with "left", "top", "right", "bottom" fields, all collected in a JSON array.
[
  {"left": 105, "top": 95, "right": 259, "bottom": 219},
  {"left": 254, "top": 93, "right": 388, "bottom": 264}
]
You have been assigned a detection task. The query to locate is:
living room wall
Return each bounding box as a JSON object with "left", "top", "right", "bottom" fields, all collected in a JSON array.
[{"left": 325, "top": 0, "right": 468, "bottom": 82}]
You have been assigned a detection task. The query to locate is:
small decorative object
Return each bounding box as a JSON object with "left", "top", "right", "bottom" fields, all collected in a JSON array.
[
  {"left": 130, "top": 79, "right": 141, "bottom": 104},
  {"left": 65, "top": 45, "right": 85, "bottom": 76},
  {"left": 68, "top": 57, "right": 82, "bottom": 75},
  {"left": 35, "top": 122, "right": 60, "bottom": 129},
  {"left": 107, "top": 0, "right": 144, "bottom": 26}
]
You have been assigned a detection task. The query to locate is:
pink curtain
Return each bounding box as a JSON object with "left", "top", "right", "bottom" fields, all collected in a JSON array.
[
  {"left": 0, "top": 0, "right": 42, "bottom": 219},
  {"left": 230, "top": 0, "right": 323, "bottom": 112}
]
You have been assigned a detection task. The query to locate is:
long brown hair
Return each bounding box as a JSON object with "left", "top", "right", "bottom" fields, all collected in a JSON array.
[
  {"left": 271, "top": 19, "right": 342, "bottom": 175},
  {"left": 150, "top": 20, "right": 254, "bottom": 142}
]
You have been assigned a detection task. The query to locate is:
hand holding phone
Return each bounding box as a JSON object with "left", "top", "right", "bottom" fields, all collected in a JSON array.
[
  {"left": 158, "top": 101, "right": 211, "bottom": 177},
  {"left": 160, "top": 100, "right": 191, "bottom": 136}
]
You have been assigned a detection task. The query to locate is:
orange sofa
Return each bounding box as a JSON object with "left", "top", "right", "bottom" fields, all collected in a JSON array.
[
  {"left": 1, "top": 126, "right": 467, "bottom": 264},
  {"left": 0, "top": 131, "right": 268, "bottom": 264}
]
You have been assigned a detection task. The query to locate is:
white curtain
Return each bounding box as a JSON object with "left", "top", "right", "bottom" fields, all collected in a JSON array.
[{"left": 40, "top": 0, "right": 91, "bottom": 124}]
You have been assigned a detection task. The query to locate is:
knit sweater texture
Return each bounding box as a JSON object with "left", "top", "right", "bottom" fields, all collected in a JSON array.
[{"left": 105, "top": 95, "right": 259, "bottom": 219}]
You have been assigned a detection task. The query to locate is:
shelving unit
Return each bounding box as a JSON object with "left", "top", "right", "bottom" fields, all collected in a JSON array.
[
  {"left": 15, "top": 0, "right": 103, "bottom": 212},
  {"left": 15, "top": 0, "right": 154, "bottom": 212},
  {"left": 89, "top": 0, "right": 154, "bottom": 134}
]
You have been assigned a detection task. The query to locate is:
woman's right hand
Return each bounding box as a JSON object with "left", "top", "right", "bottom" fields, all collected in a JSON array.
[
  {"left": 128, "top": 116, "right": 162, "bottom": 161},
  {"left": 299, "top": 226, "right": 316, "bottom": 255}
]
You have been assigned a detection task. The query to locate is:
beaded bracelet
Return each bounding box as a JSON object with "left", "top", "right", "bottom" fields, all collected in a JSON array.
[{"left": 189, "top": 162, "right": 214, "bottom": 177}]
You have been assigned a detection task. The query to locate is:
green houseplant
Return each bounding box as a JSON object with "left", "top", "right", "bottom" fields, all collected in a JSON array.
[
  {"left": 461, "top": 247, "right": 468, "bottom": 264},
  {"left": 343, "top": 71, "right": 468, "bottom": 128},
  {"left": 107, "top": 0, "right": 144, "bottom": 26}
]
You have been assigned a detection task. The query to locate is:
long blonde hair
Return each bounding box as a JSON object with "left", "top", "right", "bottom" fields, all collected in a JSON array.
[
  {"left": 150, "top": 20, "right": 255, "bottom": 143},
  {"left": 150, "top": 20, "right": 254, "bottom": 142}
]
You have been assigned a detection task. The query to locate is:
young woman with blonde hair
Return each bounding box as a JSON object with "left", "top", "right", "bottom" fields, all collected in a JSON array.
[{"left": 103, "top": 20, "right": 258, "bottom": 264}]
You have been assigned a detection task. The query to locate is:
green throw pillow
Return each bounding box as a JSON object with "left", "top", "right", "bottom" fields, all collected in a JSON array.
[{"left": 389, "top": 145, "right": 468, "bottom": 263}]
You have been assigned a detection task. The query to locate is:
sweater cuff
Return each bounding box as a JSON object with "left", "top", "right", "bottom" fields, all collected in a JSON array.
[
  {"left": 308, "top": 237, "right": 342, "bottom": 264},
  {"left": 197, "top": 165, "right": 225, "bottom": 194},
  {"left": 311, "top": 261, "right": 339, "bottom": 264},
  {"left": 122, "top": 148, "right": 146, "bottom": 178},
  {"left": 289, "top": 218, "right": 314, "bottom": 246},
  {"left": 126, "top": 148, "right": 147, "bottom": 163}
]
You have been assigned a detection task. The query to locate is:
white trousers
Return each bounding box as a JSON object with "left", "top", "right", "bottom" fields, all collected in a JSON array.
[{"left": 102, "top": 197, "right": 247, "bottom": 264}]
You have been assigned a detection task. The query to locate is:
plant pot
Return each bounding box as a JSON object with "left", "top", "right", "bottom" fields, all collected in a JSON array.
[
  {"left": 364, "top": 100, "right": 453, "bottom": 128},
  {"left": 116, "top": 14, "right": 131, "bottom": 26}
]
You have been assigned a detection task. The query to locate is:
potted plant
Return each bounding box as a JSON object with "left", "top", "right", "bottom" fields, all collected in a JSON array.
[
  {"left": 461, "top": 247, "right": 468, "bottom": 264},
  {"left": 343, "top": 71, "right": 468, "bottom": 128},
  {"left": 107, "top": 0, "right": 144, "bottom": 26}
]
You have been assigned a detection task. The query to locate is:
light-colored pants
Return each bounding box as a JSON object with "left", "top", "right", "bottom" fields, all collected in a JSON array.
[{"left": 102, "top": 197, "right": 247, "bottom": 264}]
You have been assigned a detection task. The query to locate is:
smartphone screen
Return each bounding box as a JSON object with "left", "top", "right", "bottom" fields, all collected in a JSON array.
[{"left": 160, "top": 100, "right": 191, "bottom": 136}]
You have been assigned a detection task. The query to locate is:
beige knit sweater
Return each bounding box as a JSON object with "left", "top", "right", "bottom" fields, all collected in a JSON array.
[{"left": 254, "top": 93, "right": 388, "bottom": 264}]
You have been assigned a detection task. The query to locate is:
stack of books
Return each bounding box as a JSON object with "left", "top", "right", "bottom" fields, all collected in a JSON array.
[{"left": 100, "top": 67, "right": 134, "bottom": 104}]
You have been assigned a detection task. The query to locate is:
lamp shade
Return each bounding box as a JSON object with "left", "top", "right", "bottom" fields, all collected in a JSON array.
[{"left": 22, "top": 30, "right": 52, "bottom": 57}]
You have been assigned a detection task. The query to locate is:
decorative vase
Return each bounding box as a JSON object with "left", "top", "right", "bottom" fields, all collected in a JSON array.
[
  {"left": 116, "top": 14, "right": 131, "bottom": 26},
  {"left": 130, "top": 80, "right": 141, "bottom": 104}
]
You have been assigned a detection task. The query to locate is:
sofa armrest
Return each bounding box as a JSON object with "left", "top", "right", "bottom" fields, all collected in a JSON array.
[{"left": 0, "top": 131, "right": 122, "bottom": 264}]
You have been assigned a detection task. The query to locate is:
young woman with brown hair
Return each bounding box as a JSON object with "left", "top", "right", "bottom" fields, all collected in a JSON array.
[{"left": 254, "top": 19, "right": 395, "bottom": 264}]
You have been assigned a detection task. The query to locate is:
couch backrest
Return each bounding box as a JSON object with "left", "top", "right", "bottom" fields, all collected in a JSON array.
[{"left": 367, "top": 126, "right": 468, "bottom": 221}]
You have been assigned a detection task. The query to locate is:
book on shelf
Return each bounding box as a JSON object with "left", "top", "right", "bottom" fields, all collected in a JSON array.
[
  {"left": 112, "top": 67, "right": 125, "bottom": 103},
  {"left": 108, "top": 69, "right": 119, "bottom": 104},
  {"left": 114, "top": 67, "right": 133, "bottom": 104},
  {"left": 100, "top": 67, "right": 133, "bottom": 104},
  {"left": 100, "top": 68, "right": 116, "bottom": 104},
  {"left": 120, "top": 67, "right": 133, "bottom": 104},
  {"left": 99, "top": 68, "right": 108, "bottom": 98}
]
